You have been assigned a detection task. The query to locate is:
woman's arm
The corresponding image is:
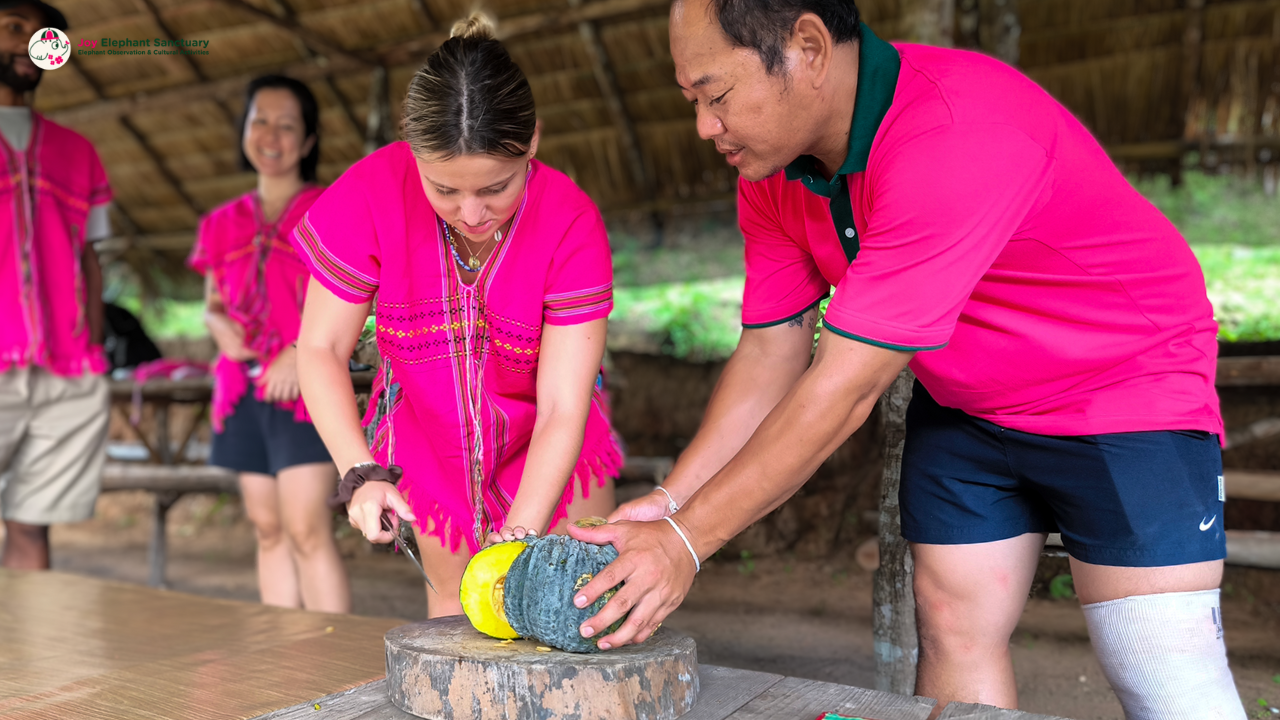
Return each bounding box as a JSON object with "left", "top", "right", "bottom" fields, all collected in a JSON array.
[
  {"left": 203, "top": 275, "right": 257, "bottom": 362},
  {"left": 489, "top": 317, "right": 608, "bottom": 543},
  {"left": 297, "top": 277, "right": 412, "bottom": 543}
]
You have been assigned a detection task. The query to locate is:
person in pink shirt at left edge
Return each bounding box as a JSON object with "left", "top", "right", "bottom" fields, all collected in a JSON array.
[
  {"left": 187, "top": 76, "right": 350, "bottom": 613},
  {"left": 0, "top": 0, "right": 113, "bottom": 571}
]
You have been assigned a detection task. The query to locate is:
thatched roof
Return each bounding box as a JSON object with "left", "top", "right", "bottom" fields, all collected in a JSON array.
[{"left": 35, "top": 0, "right": 1280, "bottom": 270}]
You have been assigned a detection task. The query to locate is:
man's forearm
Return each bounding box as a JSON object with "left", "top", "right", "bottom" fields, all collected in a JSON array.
[
  {"left": 677, "top": 337, "right": 911, "bottom": 554},
  {"left": 662, "top": 311, "right": 818, "bottom": 502}
]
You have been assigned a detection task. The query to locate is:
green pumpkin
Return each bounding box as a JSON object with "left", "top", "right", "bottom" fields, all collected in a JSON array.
[{"left": 460, "top": 531, "right": 626, "bottom": 653}]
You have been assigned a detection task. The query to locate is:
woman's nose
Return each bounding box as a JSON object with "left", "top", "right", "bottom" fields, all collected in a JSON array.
[{"left": 457, "top": 198, "right": 486, "bottom": 224}]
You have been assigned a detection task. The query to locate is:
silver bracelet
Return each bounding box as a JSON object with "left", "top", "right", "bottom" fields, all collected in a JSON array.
[
  {"left": 663, "top": 516, "right": 700, "bottom": 573},
  {"left": 655, "top": 485, "right": 679, "bottom": 516}
]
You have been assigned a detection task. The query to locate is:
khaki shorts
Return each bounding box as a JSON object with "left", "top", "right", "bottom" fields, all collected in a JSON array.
[{"left": 0, "top": 367, "right": 109, "bottom": 525}]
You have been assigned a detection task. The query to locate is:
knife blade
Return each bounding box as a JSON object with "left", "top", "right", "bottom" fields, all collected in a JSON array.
[{"left": 381, "top": 514, "right": 435, "bottom": 593}]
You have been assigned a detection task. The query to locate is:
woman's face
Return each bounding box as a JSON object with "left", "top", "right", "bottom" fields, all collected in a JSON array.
[
  {"left": 415, "top": 131, "right": 539, "bottom": 239},
  {"left": 243, "top": 87, "right": 314, "bottom": 180}
]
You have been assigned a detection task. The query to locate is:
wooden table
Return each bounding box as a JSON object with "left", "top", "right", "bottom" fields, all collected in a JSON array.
[
  {"left": 251, "top": 667, "right": 1066, "bottom": 720},
  {"left": 0, "top": 570, "right": 1065, "bottom": 720},
  {"left": 0, "top": 569, "right": 402, "bottom": 720}
]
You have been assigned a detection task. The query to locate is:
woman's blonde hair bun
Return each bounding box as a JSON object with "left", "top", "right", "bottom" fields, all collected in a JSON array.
[{"left": 450, "top": 11, "right": 498, "bottom": 40}]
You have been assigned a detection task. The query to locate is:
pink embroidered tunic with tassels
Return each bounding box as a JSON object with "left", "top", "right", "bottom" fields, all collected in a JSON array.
[
  {"left": 292, "top": 143, "right": 622, "bottom": 554},
  {"left": 188, "top": 185, "right": 325, "bottom": 431},
  {"left": 0, "top": 113, "right": 111, "bottom": 376}
]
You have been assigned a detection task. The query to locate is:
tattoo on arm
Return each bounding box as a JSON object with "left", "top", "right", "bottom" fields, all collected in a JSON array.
[{"left": 786, "top": 314, "right": 805, "bottom": 328}]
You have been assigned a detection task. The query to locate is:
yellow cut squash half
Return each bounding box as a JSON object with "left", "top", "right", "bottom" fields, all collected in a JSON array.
[{"left": 459, "top": 540, "right": 529, "bottom": 640}]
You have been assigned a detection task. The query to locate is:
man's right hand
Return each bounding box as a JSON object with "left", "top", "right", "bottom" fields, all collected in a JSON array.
[
  {"left": 348, "top": 480, "right": 416, "bottom": 544},
  {"left": 609, "top": 489, "right": 680, "bottom": 523}
]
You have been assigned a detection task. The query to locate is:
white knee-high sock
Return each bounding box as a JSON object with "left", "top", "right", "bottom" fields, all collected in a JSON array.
[{"left": 1083, "top": 589, "right": 1246, "bottom": 720}]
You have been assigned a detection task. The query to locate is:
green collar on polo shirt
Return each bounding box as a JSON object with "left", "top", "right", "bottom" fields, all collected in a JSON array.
[{"left": 784, "top": 23, "right": 900, "bottom": 262}]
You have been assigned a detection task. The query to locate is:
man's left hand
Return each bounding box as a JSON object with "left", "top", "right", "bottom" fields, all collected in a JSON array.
[{"left": 566, "top": 518, "right": 699, "bottom": 650}]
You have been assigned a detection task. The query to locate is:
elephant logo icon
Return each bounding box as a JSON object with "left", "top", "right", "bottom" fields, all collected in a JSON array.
[{"left": 28, "top": 28, "right": 70, "bottom": 71}]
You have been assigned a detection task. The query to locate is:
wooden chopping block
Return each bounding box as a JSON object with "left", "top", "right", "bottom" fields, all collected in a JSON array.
[{"left": 386, "top": 616, "right": 699, "bottom": 720}]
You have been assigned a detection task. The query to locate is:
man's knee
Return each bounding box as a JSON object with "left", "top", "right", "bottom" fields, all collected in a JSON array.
[
  {"left": 4, "top": 521, "right": 49, "bottom": 545},
  {"left": 1085, "top": 589, "right": 1245, "bottom": 720}
]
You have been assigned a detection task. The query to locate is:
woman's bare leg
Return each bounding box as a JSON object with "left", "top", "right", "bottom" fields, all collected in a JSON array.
[
  {"left": 239, "top": 472, "right": 301, "bottom": 608},
  {"left": 278, "top": 462, "right": 350, "bottom": 613}
]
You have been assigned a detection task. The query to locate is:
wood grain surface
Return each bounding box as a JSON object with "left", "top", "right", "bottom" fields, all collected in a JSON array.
[
  {"left": 724, "top": 675, "right": 935, "bottom": 720},
  {"left": 385, "top": 616, "right": 699, "bottom": 720},
  {"left": 0, "top": 569, "right": 402, "bottom": 720}
]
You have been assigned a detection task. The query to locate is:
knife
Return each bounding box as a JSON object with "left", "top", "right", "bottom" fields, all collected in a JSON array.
[{"left": 381, "top": 514, "right": 435, "bottom": 593}]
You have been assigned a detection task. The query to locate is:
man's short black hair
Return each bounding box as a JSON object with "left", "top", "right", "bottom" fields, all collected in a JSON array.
[{"left": 707, "top": 0, "right": 862, "bottom": 75}]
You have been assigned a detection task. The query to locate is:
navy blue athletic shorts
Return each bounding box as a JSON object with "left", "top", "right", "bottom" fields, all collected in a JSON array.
[
  {"left": 899, "top": 381, "right": 1225, "bottom": 567},
  {"left": 209, "top": 392, "right": 332, "bottom": 477}
]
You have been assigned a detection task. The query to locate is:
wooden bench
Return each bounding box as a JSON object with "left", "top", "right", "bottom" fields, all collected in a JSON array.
[{"left": 101, "top": 461, "right": 239, "bottom": 588}]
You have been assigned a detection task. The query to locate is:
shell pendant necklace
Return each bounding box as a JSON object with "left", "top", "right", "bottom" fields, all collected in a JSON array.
[{"left": 444, "top": 222, "right": 502, "bottom": 273}]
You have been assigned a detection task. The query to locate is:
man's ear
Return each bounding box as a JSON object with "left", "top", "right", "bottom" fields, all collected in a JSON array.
[{"left": 790, "top": 12, "right": 836, "bottom": 89}]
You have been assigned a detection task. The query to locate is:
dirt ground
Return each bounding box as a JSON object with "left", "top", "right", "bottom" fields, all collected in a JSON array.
[{"left": 9, "top": 490, "right": 1280, "bottom": 720}]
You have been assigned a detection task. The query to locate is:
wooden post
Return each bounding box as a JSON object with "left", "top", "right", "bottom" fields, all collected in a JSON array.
[
  {"left": 364, "top": 66, "right": 392, "bottom": 156},
  {"left": 979, "top": 0, "right": 1020, "bottom": 65},
  {"left": 899, "top": 0, "right": 954, "bottom": 47},
  {"left": 873, "top": 368, "right": 917, "bottom": 695}
]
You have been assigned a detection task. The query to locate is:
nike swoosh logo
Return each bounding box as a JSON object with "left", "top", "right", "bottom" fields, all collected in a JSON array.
[{"left": 1199, "top": 516, "right": 1217, "bottom": 531}]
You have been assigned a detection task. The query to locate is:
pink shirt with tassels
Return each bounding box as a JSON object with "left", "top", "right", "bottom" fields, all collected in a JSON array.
[
  {"left": 188, "top": 186, "right": 325, "bottom": 431},
  {"left": 292, "top": 143, "right": 621, "bottom": 554},
  {"left": 0, "top": 113, "right": 112, "bottom": 376}
]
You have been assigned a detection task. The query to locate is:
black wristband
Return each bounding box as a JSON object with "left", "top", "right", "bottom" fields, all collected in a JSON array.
[{"left": 329, "top": 463, "right": 403, "bottom": 510}]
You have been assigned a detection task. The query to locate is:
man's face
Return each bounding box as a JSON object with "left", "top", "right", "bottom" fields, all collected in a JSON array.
[
  {"left": 671, "top": 0, "right": 813, "bottom": 182},
  {"left": 0, "top": 5, "right": 46, "bottom": 93}
]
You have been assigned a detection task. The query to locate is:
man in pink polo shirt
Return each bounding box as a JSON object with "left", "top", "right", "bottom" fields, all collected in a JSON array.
[
  {"left": 0, "top": 0, "right": 113, "bottom": 570},
  {"left": 570, "top": 0, "right": 1243, "bottom": 717}
]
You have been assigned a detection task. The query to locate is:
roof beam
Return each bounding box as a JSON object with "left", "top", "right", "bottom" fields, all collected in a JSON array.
[
  {"left": 212, "top": 0, "right": 375, "bottom": 68},
  {"left": 133, "top": 0, "right": 241, "bottom": 134},
  {"left": 407, "top": 0, "right": 437, "bottom": 31},
  {"left": 263, "top": 0, "right": 365, "bottom": 142},
  {"left": 50, "top": 0, "right": 671, "bottom": 127},
  {"left": 119, "top": 116, "right": 204, "bottom": 218},
  {"left": 569, "top": 0, "right": 655, "bottom": 215}
]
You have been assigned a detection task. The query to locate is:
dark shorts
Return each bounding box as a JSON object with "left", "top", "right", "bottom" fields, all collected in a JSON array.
[
  {"left": 900, "top": 381, "right": 1225, "bottom": 567},
  {"left": 210, "top": 393, "right": 332, "bottom": 477}
]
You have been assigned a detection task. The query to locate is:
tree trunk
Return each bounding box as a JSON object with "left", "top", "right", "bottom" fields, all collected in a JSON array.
[{"left": 873, "top": 368, "right": 917, "bottom": 695}]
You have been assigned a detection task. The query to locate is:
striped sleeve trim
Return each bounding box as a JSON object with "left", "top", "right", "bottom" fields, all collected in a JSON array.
[
  {"left": 293, "top": 214, "right": 378, "bottom": 301},
  {"left": 544, "top": 282, "right": 613, "bottom": 321}
]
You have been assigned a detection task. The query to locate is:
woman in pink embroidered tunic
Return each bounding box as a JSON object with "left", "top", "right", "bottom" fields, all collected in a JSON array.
[
  {"left": 294, "top": 13, "right": 620, "bottom": 616},
  {"left": 189, "top": 76, "right": 349, "bottom": 613}
]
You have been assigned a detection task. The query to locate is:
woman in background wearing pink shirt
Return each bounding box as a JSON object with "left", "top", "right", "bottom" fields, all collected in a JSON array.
[
  {"left": 189, "top": 76, "right": 349, "bottom": 613},
  {"left": 293, "top": 13, "right": 620, "bottom": 616}
]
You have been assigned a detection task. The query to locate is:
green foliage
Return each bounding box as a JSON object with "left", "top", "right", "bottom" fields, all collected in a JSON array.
[
  {"left": 1048, "top": 574, "right": 1076, "bottom": 600},
  {"left": 1132, "top": 171, "right": 1280, "bottom": 248},
  {"left": 115, "top": 295, "right": 208, "bottom": 339},
  {"left": 1192, "top": 245, "right": 1280, "bottom": 343},
  {"left": 611, "top": 278, "right": 746, "bottom": 362},
  {"left": 737, "top": 549, "right": 756, "bottom": 575}
]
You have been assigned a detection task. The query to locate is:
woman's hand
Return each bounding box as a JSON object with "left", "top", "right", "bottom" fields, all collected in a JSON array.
[
  {"left": 608, "top": 489, "right": 679, "bottom": 523},
  {"left": 484, "top": 526, "right": 538, "bottom": 547},
  {"left": 347, "top": 479, "right": 416, "bottom": 544},
  {"left": 258, "top": 345, "right": 300, "bottom": 402}
]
